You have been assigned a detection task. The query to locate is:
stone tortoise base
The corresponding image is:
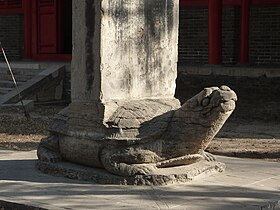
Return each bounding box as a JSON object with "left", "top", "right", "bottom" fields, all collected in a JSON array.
[{"left": 36, "top": 160, "right": 226, "bottom": 186}]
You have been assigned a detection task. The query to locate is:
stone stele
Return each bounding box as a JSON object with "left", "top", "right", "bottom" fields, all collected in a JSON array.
[{"left": 36, "top": 0, "right": 237, "bottom": 185}]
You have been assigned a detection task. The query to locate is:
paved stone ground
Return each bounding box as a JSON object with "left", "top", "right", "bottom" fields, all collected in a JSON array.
[
  {"left": 0, "top": 106, "right": 279, "bottom": 209},
  {"left": 209, "top": 118, "right": 280, "bottom": 162},
  {"left": 0, "top": 150, "right": 279, "bottom": 210}
]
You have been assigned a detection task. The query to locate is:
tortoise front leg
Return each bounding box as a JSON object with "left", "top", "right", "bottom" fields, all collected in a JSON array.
[
  {"left": 37, "top": 136, "right": 62, "bottom": 163},
  {"left": 156, "top": 154, "right": 203, "bottom": 168}
]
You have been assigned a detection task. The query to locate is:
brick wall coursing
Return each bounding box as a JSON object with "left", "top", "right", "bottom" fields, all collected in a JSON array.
[
  {"left": 179, "top": 6, "right": 280, "bottom": 66},
  {"left": 179, "top": 8, "right": 208, "bottom": 65},
  {"left": 250, "top": 6, "right": 280, "bottom": 65},
  {"left": 175, "top": 72, "right": 280, "bottom": 122},
  {"left": 0, "top": 14, "right": 24, "bottom": 61},
  {"left": 178, "top": 7, "right": 240, "bottom": 65}
]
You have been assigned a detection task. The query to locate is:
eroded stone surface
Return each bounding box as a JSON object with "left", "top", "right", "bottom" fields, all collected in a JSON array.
[
  {"left": 71, "top": 0, "right": 179, "bottom": 102},
  {"left": 37, "top": 86, "right": 237, "bottom": 178},
  {"left": 36, "top": 159, "right": 226, "bottom": 186}
]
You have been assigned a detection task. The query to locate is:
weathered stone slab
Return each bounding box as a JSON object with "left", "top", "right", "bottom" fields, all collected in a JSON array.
[
  {"left": 72, "top": 0, "right": 179, "bottom": 102},
  {"left": 100, "top": 0, "right": 179, "bottom": 100},
  {"left": 36, "top": 160, "right": 225, "bottom": 186}
]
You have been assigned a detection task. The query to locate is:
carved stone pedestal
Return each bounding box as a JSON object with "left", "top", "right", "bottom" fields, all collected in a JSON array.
[
  {"left": 36, "top": 160, "right": 225, "bottom": 186},
  {"left": 37, "top": 0, "right": 237, "bottom": 184}
]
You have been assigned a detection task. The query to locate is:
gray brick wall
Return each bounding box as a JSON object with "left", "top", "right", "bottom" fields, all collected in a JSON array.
[
  {"left": 178, "top": 7, "right": 240, "bottom": 65},
  {"left": 0, "top": 14, "right": 24, "bottom": 61},
  {"left": 250, "top": 6, "right": 280, "bottom": 65},
  {"left": 179, "top": 8, "right": 208, "bottom": 65},
  {"left": 179, "top": 6, "right": 280, "bottom": 66}
]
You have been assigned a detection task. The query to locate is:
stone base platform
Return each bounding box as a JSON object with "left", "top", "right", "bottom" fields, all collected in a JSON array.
[
  {"left": 1, "top": 151, "right": 279, "bottom": 209},
  {"left": 36, "top": 160, "right": 225, "bottom": 186}
]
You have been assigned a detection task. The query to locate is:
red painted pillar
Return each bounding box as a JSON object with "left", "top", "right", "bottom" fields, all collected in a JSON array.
[
  {"left": 208, "top": 0, "right": 223, "bottom": 64},
  {"left": 239, "top": 0, "right": 250, "bottom": 64}
]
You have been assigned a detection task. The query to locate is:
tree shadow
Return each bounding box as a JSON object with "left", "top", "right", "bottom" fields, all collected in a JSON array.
[
  {"left": 0, "top": 166, "right": 279, "bottom": 210},
  {"left": 0, "top": 157, "right": 279, "bottom": 209}
]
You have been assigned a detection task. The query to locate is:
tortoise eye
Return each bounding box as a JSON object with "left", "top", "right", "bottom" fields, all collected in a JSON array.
[{"left": 201, "top": 98, "right": 210, "bottom": 107}]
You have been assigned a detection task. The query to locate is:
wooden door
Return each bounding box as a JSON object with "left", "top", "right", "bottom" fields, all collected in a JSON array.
[
  {"left": 0, "top": 0, "right": 22, "bottom": 9},
  {"left": 35, "top": 0, "right": 60, "bottom": 54}
]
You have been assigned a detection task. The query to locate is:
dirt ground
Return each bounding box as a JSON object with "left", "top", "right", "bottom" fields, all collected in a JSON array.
[
  {"left": 210, "top": 118, "right": 280, "bottom": 161},
  {"left": 0, "top": 105, "right": 279, "bottom": 162},
  {"left": 0, "top": 105, "right": 60, "bottom": 151}
]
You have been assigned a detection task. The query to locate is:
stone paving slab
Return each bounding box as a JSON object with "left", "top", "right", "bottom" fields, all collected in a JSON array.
[{"left": 0, "top": 150, "right": 279, "bottom": 210}]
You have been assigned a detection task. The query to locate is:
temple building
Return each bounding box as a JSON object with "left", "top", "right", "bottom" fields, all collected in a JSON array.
[
  {"left": 0, "top": 0, "right": 280, "bottom": 120},
  {"left": 179, "top": 0, "right": 280, "bottom": 66},
  {"left": 0, "top": 0, "right": 72, "bottom": 61},
  {"left": 0, "top": 0, "right": 279, "bottom": 65}
]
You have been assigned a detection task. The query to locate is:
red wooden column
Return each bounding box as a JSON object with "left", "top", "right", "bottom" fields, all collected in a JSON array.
[
  {"left": 239, "top": 0, "right": 250, "bottom": 63},
  {"left": 208, "top": 0, "right": 223, "bottom": 64}
]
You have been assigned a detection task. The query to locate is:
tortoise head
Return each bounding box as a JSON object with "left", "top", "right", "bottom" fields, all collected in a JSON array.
[{"left": 177, "top": 85, "right": 237, "bottom": 129}]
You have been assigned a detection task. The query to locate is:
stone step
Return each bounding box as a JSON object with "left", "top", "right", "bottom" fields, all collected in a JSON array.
[
  {"left": 0, "top": 68, "right": 40, "bottom": 76},
  {"left": 0, "top": 87, "right": 14, "bottom": 94},
  {"left": 0, "top": 62, "right": 41, "bottom": 70},
  {"left": 0, "top": 66, "right": 41, "bottom": 83},
  {"left": 0, "top": 74, "right": 33, "bottom": 82},
  {"left": 1, "top": 100, "right": 34, "bottom": 111},
  {"left": 13, "top": 68, "right": 39, "bottom": 76},
  {"left": 0, "top": 64, "right": 65, "bottom": 105},
  {"left": 0, "top": 80, "right": 22, "bottom": 88}
]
